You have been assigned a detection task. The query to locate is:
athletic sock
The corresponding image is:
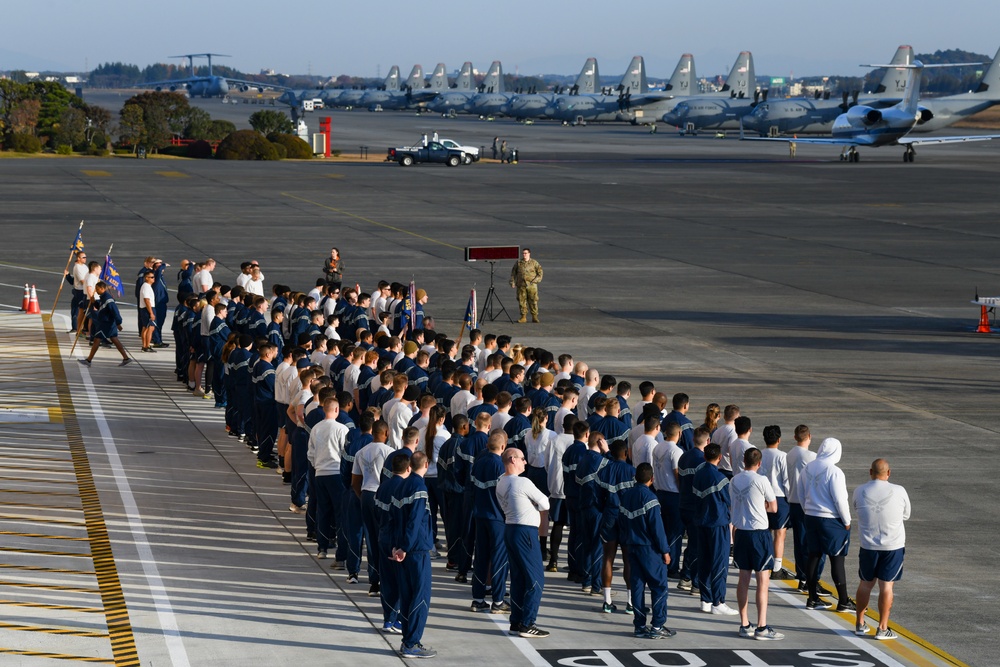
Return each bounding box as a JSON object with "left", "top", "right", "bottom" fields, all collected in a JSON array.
[
  {"left": 603, "top": 588, "right": 612, "bottom": 605},
  {"left": 774, "top": 558, "right": 782, "bottom": 571}
]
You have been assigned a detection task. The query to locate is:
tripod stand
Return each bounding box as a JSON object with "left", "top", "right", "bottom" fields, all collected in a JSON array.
[{"left": 480, "top": 261, "right": 512, "bottom": 325}]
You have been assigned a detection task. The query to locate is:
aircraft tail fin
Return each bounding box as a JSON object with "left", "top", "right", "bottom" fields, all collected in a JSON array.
[
  {"left": 618, "top": 56, "right": 647, "bottom": 94},
  {"left": 722, "top": 51, "right": 754, "bottom": 98},
  {"left": 574, "top": 58, "right": 599, "bottom": 95},
  {"left": 455, "top": 62, "right": 474, "bottom": 90},
  {"left": 872, "top": 45, "right": 914, "bottom": 95},
  {"left": 666, "top": 53, "right": 695, "bottom": 94},
  {"left": 429, "top": 63, "right": 448, "bottom": 91},
  {"left": 975, "top": 46, "right": 1000, "bottom": 96},
  {"left": 384, "top": 66, "right": 401, "bottom": 92},
  {"left": 404, "top": 65, "right": 424, "bottom": 90},
  {"left": 482, "top": 61, "right": 504, "bottom": 93}
]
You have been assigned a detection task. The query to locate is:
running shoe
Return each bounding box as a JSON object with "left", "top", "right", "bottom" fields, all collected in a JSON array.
[
  {"left": 601, "top": 602, "right": 617, "bottom": 613},
  {"left": 806, "top": 598, "right": 833, "bottom": 610},
  {"left": 119, "top": 358, "right": 133, "bottom": 367},
  {"left": 490, "top": 601, "right": 511, "bottom": 614},
  {"left": 78, "top": 359, "right": 92, "bottom": 367},
  {"left": 676, "top": 578, "right": 692, "bottom": 591},
  {"left": 836, "top": 599, "right": 858, "bottom": 612},
  {"left": 346, "top": 574, "right": 359, "bottom": 584},
  {"left": 711, "top": 603, "right": 739, "bottom": 616},
  {"left": 469, "top": 600, "right": 489, "bottom": 613},
  {"left": 518, "top": 625, "right": 550, "bottom": 638},
  {"left": 755, "top": 626, "right": 785, "bottom": 641},
  {"left": 739, "top": 624, "right": 757, "bottom": 638},
  {"left": 855, "top": 621, "right": 871, "bottom": 636},
  {"left": 875, "top": 628, "right": 897, "bottom": 641},
  {"left": 400, "top": 643, "right": 437, "bottom": 658},
  {"left": 646, "top": 626, "right": 676, "bottom": 639},
  {"left": 369, "top": 583, "right": 380, "bottom": 597}
]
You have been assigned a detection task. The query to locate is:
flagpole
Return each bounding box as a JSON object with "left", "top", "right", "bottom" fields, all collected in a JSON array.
[
  {"left": 50, "top": 220, "right": 84, "bottom": 317},
  {"left": 70, "top": 243, "right": 112, "bottom": 357}
]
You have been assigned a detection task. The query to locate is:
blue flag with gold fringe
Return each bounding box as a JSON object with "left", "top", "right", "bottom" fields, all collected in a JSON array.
[
  {"left": 71, "top": 228, "right": 84, "bottom": 253},
  {"left": 100, "top": 255, "right": 123, "bottom": 297},
  {"left": 464, "top": 289, "right": 477, "bottom": 330}
]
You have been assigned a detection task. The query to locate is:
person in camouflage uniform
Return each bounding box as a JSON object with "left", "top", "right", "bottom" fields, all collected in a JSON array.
[{"left": 509, "top": 248, "right": 543, "bottom": 323}]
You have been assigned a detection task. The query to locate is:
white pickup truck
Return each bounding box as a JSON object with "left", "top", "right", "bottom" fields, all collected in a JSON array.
[{"left": 438, "top": 138, "right": 480, "bottom": 163}]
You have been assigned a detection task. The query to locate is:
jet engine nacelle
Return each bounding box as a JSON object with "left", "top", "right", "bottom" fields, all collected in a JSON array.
[
  {"left": 917, "top": 107, "right": 934, "bottom": 124},
  {"left": 240, "top": 85, "right": 250, "bottom": 92},
  {"left": 846, "top": 105, "right": 882, "bottom": 126}
]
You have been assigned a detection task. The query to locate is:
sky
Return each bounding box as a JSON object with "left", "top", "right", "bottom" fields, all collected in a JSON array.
[{"left": 5, "top": 0, "right": 998, "bottom": 79}]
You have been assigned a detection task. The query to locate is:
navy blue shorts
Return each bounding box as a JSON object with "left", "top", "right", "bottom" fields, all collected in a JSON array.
[
  {"left": 858, "top": 547, "right": 904, "bottom": 582},
  {"left": 805, "top": 515, "right": 850, "bottom": 557},
  {"left": 138, "top": 309, "right": 154, "bottom": 330},
  {"left": 733, "top": 529, "right": 773, "bottom": 572},
  {"left": 768, "top": 497, "right": 790, "bottom": 531},
  {"left": 548, "top": 498, "right": 567, "bottom": 524}
]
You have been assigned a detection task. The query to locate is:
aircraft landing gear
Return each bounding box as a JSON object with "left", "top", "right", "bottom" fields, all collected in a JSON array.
[
  {"left": 840, "top": 147, "right": 860, "bottom": 162},
  {"left": 904, "top": 145, "right": 916, "bottom": 163},
  {"left": 649, "top": 124, "right": 657, "bottom": 134}
]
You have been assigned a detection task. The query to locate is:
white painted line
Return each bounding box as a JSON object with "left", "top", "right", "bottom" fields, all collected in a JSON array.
[
  {"left": 0, "top": 261, "right": 62, "bottom": 275},
  {"left": 78, "top": 366, "right": 192, "bottom": 667},
  {"left": 775, "top": 590, "right": 907, "bottom": 667},
  {"left": 0, "top": 282, "right": 47, "bottom": 291},
  {"left": 488, "top": 611, "right": 552, "bottom": 666}
]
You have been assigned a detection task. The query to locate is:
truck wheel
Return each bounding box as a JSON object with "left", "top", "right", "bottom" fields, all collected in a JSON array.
[
  {"left": 400, "top": 155, "right": 414, "bottom": 166},
  {"left": 447, "top": 155, "right": 461, "bottom": 167},
  {"left": 462, "top": 154, "right": 472, "bottom": 165}
]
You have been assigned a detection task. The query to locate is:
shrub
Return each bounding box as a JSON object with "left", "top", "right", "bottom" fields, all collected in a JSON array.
[
  {"left": 215, "top": 129, "right": 280, "bottom": 160},
  {"left": 7, "top": 133, "right": 42, "bottom": 153},
  {"left": 269, "top": 141, "right": 288, "bottom": 159},
  {"left": 186, "top": 140, "right": 213, "bottom": 159},
  {"left": 86, "top": 143, "right": 109, "bottom": 157},
  {"left": 55, "top": 144, "right": 73, "bottom": 155},
  {"left": 157, "top": 145, "right": 188, "bottom": 157},
  {"left": 267, "top": 133, "right": 312, "bottom": 159}
]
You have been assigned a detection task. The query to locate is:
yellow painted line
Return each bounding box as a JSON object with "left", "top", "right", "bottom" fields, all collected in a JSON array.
[
  {"left": 0, "top": 530, "right": 89, "bottom": 541},
  {"left": 0, "top": 489, "right": 80, "bottom": 497},
  {"left": 0, "top": 620, "right": 109, "bottom": 638},
  {"left": 0, "top": 598, "right": 103, "bottom": 613},
  {"left": 0, "top": 563, "right": 95, "bottom": 575},
  {"left": 80, "top": 170, "right": 111, "bottom": 177},
  {"left": 0, "top": 476, "right": 80, "bottom": 486},
  {"left": 155, "top": 170, "right": 188, "bottom": 178},
  {"left": 0, "top": 500, "right": 81, "bottom": 510},
  {"left": 0, "top": 546, "right": 90, "bottom": 558},
  {"left": 0, "top": 512, "right": 86, "bottom": 524},
  {"left": 282, "top": 192, "right": 463, "bottom": 250},
  {"left": 0, "top": 454, "right": 74, "bottom": 463},
  {"left": 0, "top": 648, "right": 112, "bottom": 663},
  {"left": 44, "top": 320, "right": 142, "bottom": 667},
  {"left": 0, "top": 579, "right": 99, "bottom": 594},
  {"left": 784, "top": 562, "right": 969, "bottom": 667},
  {"left": 324, "top": 173, "right": 345, "bottom": 179}
]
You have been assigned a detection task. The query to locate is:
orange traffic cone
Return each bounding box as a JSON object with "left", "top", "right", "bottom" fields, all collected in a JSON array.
[
  {"left": 977, "top": 305, "right": 992, "bottom": 334},
  {"left": 20, "top": 284, "right": 30, "bottom": 312},
  {"left": 26, "top": 285, "right": 41, "bottom": 314}
]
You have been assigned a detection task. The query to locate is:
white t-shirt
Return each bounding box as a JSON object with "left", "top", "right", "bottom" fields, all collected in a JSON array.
[
  {"left": 578, "top": 386, "right": 597, "bottom": 419},
  {"left": 731, "top": 469, "right": 776, "bottom": 531},
  {"left": 651, "top": 440, "right": 683, "bottom": 493},
  {"left": 139, "top": 282, "right": 155, "bottom": 308},
  {"left": 343, "top": 364, "right": 361, "bottom": 395},
  {"left": 245, "top": 277, "right": 264, "bottom": 296},
  {"left": 730, "top": 437, "right": 755, "bottom": 476},
  {"left": 274, "top": 361, "right": 293, "bottom": 405},
  {"left": 353, "top": 441, "right": 395, "bottom": 492},
  {"left": 713, "top": 423, "right": 738, "bottom": 472},
  {"left": 491, "top": 411, "right": 512, "bottom": 432},
  {"left": 477, "top": 347, "right": 495, "bottom": 374},
  {"left": 450, "top": 390, "right": 475, "bottom": 418},
  {"left": 759, "top": 447, "right": 789, "bottom": 497},
  {"left": 497, "top": 474, "right": 549, "bottom": 527},
  {"left": 524, "top": 428, "right": 555, "bottom": 469},
  {"left": 194, "top": 269, "right": 213, "bottom": 293},
  {"left": 72, "top": 263, "right": 89, "bottom": 290},
  {"left": 85, "top": 272, "right": 100, "bottom": 297},
  {"left": 853, "top": 479, "right": 910, "bottom": 551},
  {"left": 387, "top": 402, "right": 413, "bottom": 449},
  {"left": 200, "top": 303, "right": 215, "bottom": 336},
  {"left": 546, "top": 434, "right": 573, "bottom": 499},
  {"left": 785, "top": 446, "right": 816, "bottom": 505},
  {"left": 236, "top": 273, "right": 251, "bottom": 288},
  {"left": 308, "top": 286, "right": 323, "bottom": 303},
  {"left": 422, "top": 428, "right": 449, "bottom": 478},
  {"left": 481, "top": 368, "right": 502, "bottom": 384},
  {"left": 632, "top": 433, "right": 660, "bottom": 469},
  {"left": 553, "top": 406, "right": 575, "bottom": 434}
]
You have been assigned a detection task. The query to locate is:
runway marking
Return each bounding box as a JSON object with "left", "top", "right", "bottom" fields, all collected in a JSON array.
[
  {"left": 0, "top": 648, "right": 112, "bottom": 663},
  {"left": 0, "top": 621, "right": 109, "bottom": 638},
  {"left": 156, "top": 171, "right": 188, "bottom": 179},
  {"left": 281, "top": 192, "right": 462, "bottom": 251},
  {"left": 0, "top": 261, "right": 63, "bottom": 275},
  {"left": 0, "top": 282, "right": 47, "bottom": 291},
  {"left": 80, "top": 170, "right": 111, "bottom": 177},
  {"left": 72, "top": 327, "right": 192, "bottom": 667},
  {"left": 0, "top": 599, "right": 103, "bottom": 613},
  {"left": 0, "top": 546, "right": 91, "bottom": 557},
  {"left": 324, "top": 173, "right": 345, "bottom": 179},
  {"left": 0, "top": 406, "right": 62, "bottom": 423},
  {"left": 45, "top": 320, "right": 143, "bottom": 667},
  {"left": 0, "top": 530, "right": 89, "bottom": 541},
  {"left": 0, "top": 563, "right": 95, "bottom": 575},
  {"left": 487, "top": 610, "right": 551, "bottom": 666}
]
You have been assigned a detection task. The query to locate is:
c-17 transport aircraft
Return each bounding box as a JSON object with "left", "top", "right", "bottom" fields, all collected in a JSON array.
[
  {"left": 743, "top": 60, "right": 1000, "bottom": 162},
  {"left": 741, "top": 45, "right": 914, "bottom": 136},
  {"left": 139, "top": 53, "right": 288, "bottom": 98}
]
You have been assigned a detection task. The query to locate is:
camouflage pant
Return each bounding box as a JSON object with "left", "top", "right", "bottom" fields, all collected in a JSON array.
[{"left": 516, "top": 284, "right": 538, "bottom": 318}]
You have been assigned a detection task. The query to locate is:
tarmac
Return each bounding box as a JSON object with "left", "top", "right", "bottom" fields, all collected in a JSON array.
[{"left": 1, "top": 107, "right": 998, "bottom": 666}]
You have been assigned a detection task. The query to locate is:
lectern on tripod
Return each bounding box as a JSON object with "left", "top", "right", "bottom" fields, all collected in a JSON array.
[{"left": 464, "top": 245, "right": 519, "bottom": 326}]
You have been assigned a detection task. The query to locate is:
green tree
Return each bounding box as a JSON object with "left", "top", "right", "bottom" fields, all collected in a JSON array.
[
  {"left": 183, "top": 107, "right": 213, "bottom": 140},
  {"left": 0, "top": 79, "right": 30, "bottom": 142},
  {"left": 10, "top": 98, "right": 40, "bottom": 136},
  {"left": 54, "top": 107, "right": 87, "bottom": 149},
  {"left": 207, "top": 119, "right": 236, "bottom": 142},
  {"left": 121, "top": 91, "right": 190, "bottom": 151},
  {"left": 118, "top": 104, "right": 144, "bottom": 151},
  {"left": 83, "top": 105, "right": 113, "bottom": 144},
  {"left": 30, "top": 81, "right": 79, "bottom": 135},
  {"left": 249, "top": 109, "right": 293, "bottom": 136}
]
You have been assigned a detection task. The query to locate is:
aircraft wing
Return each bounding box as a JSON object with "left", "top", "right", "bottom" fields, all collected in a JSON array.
[
  {"left": 741, "top": 136, "right": 863, "bottom": 147},
  {"left": 899, "top": 134, "right": 1000, "bottom": 146},
  {"left": 630, "top": 92, "right": 675, "bottom": 105},
  {"left": 136, "top": 76, "right": 209, "bottom": 88},
  {"left": 222, "top": 77, "right": 292, "bottom": 92}
]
